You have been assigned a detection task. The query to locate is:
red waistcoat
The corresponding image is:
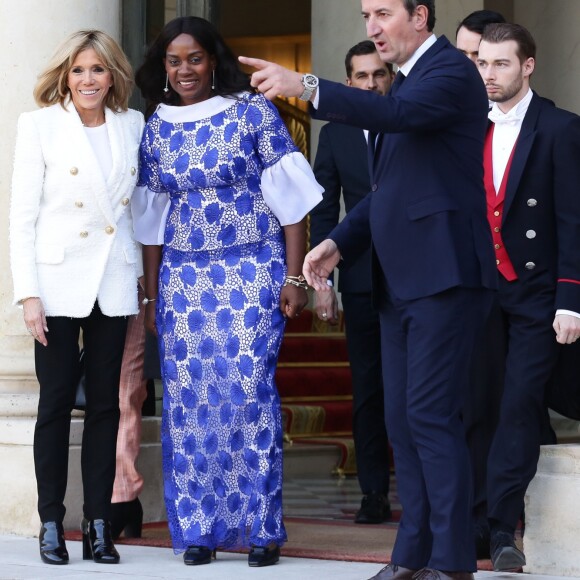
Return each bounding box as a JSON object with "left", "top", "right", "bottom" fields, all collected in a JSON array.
[{"left": 484, "top": 124, "right": 518, "bottom": 281}]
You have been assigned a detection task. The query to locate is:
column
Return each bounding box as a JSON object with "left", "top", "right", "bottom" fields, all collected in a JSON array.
[{"left": 515, "top": 0, "right": 580, "bottom": 115}]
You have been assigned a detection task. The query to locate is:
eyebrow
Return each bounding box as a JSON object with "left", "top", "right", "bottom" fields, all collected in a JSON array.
[{"left": 166, "top": 50, "right": 205, "bottom": 58}]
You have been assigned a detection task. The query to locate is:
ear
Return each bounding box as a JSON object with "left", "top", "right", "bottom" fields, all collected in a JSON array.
[
  {"left": 523, "top": 56, "right": 535, "bottom": 78},
  {"left": 413, "top": 4, "right": 429, "bottom": 31},
  {"left": 346, "top": 77, "right": 353, "bottom": 87}
]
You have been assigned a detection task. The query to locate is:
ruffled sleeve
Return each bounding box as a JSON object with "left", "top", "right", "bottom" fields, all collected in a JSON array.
[
  {"left": 131, "top": 185, "right": 170, "bottom": 245},
  {"left": 131, "top": 116, "right": 170, "bottom": 245},
  {"left": 261, "top": 151, "right": 323, "bottom": 225}
]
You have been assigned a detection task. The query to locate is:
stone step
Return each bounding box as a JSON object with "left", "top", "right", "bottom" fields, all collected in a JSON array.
[{"left": 283, "top": 441, "right": 343, "bottom": 478}]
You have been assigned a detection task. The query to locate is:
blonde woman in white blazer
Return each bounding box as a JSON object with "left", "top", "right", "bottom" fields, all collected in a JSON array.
[{"left": 9, "top": 30, "right": 144, "bottom": 567}]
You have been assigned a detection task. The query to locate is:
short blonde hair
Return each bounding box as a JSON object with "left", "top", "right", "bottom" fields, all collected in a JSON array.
[{"left": 33, "top": 29, "right": 133, "bottom": 111}]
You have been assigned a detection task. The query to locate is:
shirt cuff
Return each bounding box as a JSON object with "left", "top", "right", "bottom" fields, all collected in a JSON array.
[{"left": 556, "top": 309, "right": 580, "bottom": 319}]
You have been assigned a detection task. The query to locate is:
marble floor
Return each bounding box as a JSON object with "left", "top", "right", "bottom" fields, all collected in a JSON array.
[
  {"left": 283, "top": 474, "right": 399, "bottom": 521},
  {"left": 2, "top": 475, "right": 572, "bottom": 579},
  {"left": 0, "top": 534, "right": 575, "bottom": 580}
]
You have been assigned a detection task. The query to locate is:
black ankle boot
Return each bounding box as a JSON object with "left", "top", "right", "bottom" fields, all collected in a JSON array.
[
  {"left": 248, "top": 543, "right": 280, "bottom": 567},
  {"left": 110, "top": 498, "right": 143, "bottom": 540},
  {"left": 183, "top": 545, "right": 216, "bottom": 565},
  {"left": 81, "top": 518, "right": 120, "bottom": 564},
  {"left": 39, "top": 521, "right": 69, "bottom": 565}
]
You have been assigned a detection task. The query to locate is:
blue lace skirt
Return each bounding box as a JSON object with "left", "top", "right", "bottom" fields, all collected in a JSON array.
[{"left": 156, "top": 236, "right": 288, "bottom": 553}]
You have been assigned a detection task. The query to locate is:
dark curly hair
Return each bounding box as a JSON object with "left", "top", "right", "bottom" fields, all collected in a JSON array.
[{"left": 136, "top": 16, "right": 251, "bottom": 109}]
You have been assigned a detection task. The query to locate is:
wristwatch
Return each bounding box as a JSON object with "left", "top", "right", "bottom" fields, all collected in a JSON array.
[{"left": 299, "top": 73, "right": 319, "bottom": 101}]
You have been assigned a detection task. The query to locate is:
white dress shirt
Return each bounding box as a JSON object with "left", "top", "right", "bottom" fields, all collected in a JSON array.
[{"left": 488, "top": 88, "right": 532, "bottom": 192}]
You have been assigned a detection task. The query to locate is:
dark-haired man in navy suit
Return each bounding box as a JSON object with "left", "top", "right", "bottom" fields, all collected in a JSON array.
[
  {"left": 310, "top": 40, "right": 394, "bottom": 525},
  {"left": 240, "top": 1, "right": 497, "bottom": 578},
  {"left": 475, "top": 23, "right": 580, "bottom": 572}
]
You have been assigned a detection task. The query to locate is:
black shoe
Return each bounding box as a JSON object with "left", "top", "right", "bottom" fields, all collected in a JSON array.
[
  {"left": 368, "top": 563, "right": 418, "bottom": 579},
  {"left": 474, "top": 524, "right": 491, "bottom": 559},
  {"left": 355, "top": 492, "right": 392, "bottom": 524},
  {"left": 81, "top": 519, "right": 120, "bottom": 564},
  {"left": 183, "top": 545, "right": 216, "bottom": 565},
  {"left": 110, "top": 498, "right": 143, "bottom": 540},
  {"left": 248, "top": 543, "right": 280, "bottom": 567},
  {"left": 39, "top": 521, "right": 69, "bottom": 565},
  {"left": 490, "top": 530, "right": 525, "bottom": 571}
]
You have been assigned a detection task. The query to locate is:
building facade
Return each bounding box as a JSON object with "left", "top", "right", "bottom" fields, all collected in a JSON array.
[{"left": 1, "top": 0, "right": 579, "bottom": 535}]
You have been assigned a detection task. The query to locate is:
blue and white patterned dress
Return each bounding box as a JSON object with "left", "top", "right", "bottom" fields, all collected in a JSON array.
[{"left": 133, "top": 92, "right": 322, "bottom": 553}]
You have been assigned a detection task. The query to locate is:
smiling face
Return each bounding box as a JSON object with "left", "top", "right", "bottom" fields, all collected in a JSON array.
[
  {"left": 67, "top": 48, "right": 112, "bottom": 118},
  {"left": 361, "top": 0, "right": 429, "bottom": 67},
  {"left": 477, "top": 39, "right": 534, "bottom": 112},
  {"left": 164, "top": 33, "right": 216, "bottom": 106}
]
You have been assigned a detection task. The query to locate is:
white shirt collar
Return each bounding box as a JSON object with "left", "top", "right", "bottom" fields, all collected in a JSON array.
[
  {"left": 398, "top": 34, "right": 437, "bottom": 76},
  {"left": 488, "top": 88, "right": 533, "bottom": 126},
  {"left": 155, "top": 93, "right": 247, "bottom": 123}
]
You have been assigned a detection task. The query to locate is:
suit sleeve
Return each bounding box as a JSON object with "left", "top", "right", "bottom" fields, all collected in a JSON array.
[
  {"left": 328, "top": 192, "right": 372, "bottom": 265},
  {"left": 310, "top": 124, "right": 341, "bottom": 248},
  {"left": 554, "top": 114, "right": 580, "bottom": 311},
  {"left": 312, "top": 62, "right": 484, "bottom": 134}
]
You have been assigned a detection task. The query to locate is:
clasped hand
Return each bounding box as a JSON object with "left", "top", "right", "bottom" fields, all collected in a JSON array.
[{"left": 554, "top": 313, "right": 580, "bottom": 345}]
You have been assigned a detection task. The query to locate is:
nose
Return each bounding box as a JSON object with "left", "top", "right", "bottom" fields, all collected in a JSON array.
[
  {"left": 82, "top": 70, "right": 95, "bottom": 83},
  {"left": 366, "top": 16, "right": 381, "bottom": 39},
  {"left": 366, "top": 76, "right": 377, "bottom": 91},
  {"left": 481, "top": 66, "right": 494, "bottom": 81},
  {"left": 178, "top": 61, "right": 192, "bottom": 75}
]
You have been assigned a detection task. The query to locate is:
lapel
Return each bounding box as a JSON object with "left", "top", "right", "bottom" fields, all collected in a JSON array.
[
  {"left": 503, "top": 93, "right": 540, "bottom": 218},
  {"left": 371, "top": 36, "right": 449, "bottom": 163},
  {"left": 63, "top": 101, "right": 126, "bottom": 226},
  {"left": 104, "top": 106, "right": 132, "bottom": 222}
]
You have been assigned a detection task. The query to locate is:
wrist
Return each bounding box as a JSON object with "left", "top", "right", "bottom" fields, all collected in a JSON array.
[
  {"left": 19, "top": 297, "right": 39, "bottom": 304},
  {"left": 284, "top": 275, "right": 309, "bottom": 290}
]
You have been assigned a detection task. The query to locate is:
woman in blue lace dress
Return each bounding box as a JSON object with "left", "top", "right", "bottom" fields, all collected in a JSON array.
[{"left": 132, "top": 17, "right": 322, "bottom": 568}]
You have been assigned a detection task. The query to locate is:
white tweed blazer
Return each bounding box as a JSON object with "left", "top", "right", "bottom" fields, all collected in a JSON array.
[{"left": 10, "top": 102, "right": 145, "bottom": 317}]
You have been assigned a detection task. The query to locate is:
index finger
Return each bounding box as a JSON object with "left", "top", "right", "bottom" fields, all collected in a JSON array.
[{"left": 238, "top": 56, "right": 269, "bottom": 70}]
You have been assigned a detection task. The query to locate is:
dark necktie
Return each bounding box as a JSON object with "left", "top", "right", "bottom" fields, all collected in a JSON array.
[
  {"left": 369, "top": 72, "right": 406, "bottom": 158},
  {"left": 389, "top": 70, "right": 406, "bottom": 96}
]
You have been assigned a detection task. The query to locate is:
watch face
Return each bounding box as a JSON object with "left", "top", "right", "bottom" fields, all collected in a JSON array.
[{"left": 303, "top": 74, "right": 318, "bottom": 89}]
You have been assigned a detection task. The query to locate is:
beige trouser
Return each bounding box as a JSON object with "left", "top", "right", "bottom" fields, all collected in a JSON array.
[{"left": 112, "top": 285, "right": 148, "bottom": 503}]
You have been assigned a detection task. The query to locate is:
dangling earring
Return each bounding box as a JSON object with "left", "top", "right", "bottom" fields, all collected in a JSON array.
[
  {"left": 212, "top": 69, "right": 216, "bottom": 90},
  {"left": 163, "top": 73, "right": 169, "bottom": 93}
]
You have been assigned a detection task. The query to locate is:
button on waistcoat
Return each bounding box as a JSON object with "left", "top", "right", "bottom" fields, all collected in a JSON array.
[{"left": 484, "top": 124, "right": 518, "bottom": 282}]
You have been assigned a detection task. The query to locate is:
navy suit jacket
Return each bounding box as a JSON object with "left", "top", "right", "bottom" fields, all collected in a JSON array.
[
  {"left": 310, "top": 123, "right": 372, "bottom": 293},
  {"left": 311, "top": 36, "right": 497, "bottom": 301},
  {"left": 499, "top": 93, "right": 580, "bottom": 421}
]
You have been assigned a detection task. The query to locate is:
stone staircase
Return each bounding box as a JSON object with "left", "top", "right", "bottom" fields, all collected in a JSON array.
[{"left": 277, "top": 310, "right": 356, "bottom": 478}]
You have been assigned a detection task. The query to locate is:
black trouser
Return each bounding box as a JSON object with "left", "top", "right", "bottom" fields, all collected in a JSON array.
[
  {"left": 34, "top": 302, "right": 127, "bottom": 522},
  {"left": 465, "top": 277, "right": 558, "bottom": 531},
  {"left": 341, "top": 292, "right": 390, "bottom": 495}
]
